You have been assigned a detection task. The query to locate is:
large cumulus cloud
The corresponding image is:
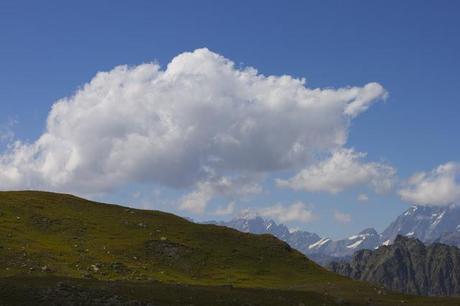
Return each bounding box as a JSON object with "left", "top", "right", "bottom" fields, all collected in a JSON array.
[{"left": 0, "top": 48, "right": 387, "bottom": 198}]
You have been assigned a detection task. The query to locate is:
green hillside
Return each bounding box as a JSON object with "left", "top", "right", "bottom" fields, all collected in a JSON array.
[{"left": 0, "top": 191, "right": 458, "bottom": 305}]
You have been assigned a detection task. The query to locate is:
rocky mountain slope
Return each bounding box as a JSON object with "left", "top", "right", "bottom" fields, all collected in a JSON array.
[
  {"left": 380, "top": 205, "right": 460, "bottom": 243},
  {"left": 2, "top": 191, "right": 453, "bottom": 305},
  {"left": 307, "top": 228, "right": 381, "bottom": 258},
  {"left": 432, "top": 231, "right": 460, "bottom": 248},
  {"left": 328, "top": 235, "right": 460, "bottom": 296}
]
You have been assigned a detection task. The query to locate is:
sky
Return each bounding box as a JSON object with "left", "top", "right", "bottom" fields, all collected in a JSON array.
[{"left": 1, "top": 1, "right": 460, "bottom": 239}]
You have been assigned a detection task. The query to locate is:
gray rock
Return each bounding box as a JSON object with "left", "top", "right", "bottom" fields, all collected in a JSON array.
[{"left": 329, "top": 235, "right": 460, "bottom": 296}]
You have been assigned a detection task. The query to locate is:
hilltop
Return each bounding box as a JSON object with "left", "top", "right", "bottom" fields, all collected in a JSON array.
[{"left": 0, "top": 191, "right": 459, "bottom": 305}]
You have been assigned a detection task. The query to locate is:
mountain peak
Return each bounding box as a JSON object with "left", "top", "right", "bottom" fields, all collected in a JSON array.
[
  {"left": 393, "top": 234, "right": 416, "bottom": 244},
  {"left": 381, "top": 204, "right": 460, "bottom": 243},
  {"left": 358, "top": 228, "right": 378, "bottom": 236}
]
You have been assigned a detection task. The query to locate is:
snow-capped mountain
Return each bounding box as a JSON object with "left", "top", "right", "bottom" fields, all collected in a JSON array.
[
  {"left": 380, "top": 204, "right": 460, "bottom": 243},
  {"left": 209, "top": 216, "right": 321, "bottom": 254},
  {"left": 207, "top": 204, "right": 460, "bottom": 266},
  {"left": 306, "top": 228, "right": 381, "bottom": 258}
]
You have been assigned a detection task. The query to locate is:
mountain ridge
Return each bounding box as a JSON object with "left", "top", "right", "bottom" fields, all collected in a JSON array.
[
  {"left": 328, "top": 235, "right": 460, "bottom": 296},
  {"left": 380, "top": 204, "right": 460, "bottom": 243},
  {"left": 210, "top": 204, "right": 460, "bottom": 265},
  {"left": 209, "top": 216, "right": 381, "bottom": 264}
]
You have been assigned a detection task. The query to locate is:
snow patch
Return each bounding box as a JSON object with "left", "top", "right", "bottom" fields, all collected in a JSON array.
[
  {"left": 346, "top": 239, "right": 363, "bottom": 249},
  {"left": 348, "top": 232, "right": 373, "bottom": 240},
  {"left": 382, "top": 239, "right": 391, "bottom": 246},
  {"left": 432, "top": 212, "right": 445, "bottom": 226},
  {"left": 308, "top": 238, "right": 331, "bottom": 249}
]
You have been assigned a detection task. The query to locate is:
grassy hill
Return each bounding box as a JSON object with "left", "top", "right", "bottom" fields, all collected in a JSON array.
[{"left": 0, "top": 191, "right": 459, "bottom": 305}]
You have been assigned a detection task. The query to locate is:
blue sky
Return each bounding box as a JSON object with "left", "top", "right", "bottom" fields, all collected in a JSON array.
[{"left": 1, "top": 1, "right": 460, "bottom": 239}]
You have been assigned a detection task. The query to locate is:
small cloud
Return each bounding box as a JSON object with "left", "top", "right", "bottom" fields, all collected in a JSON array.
[
  {"left": 333, "top": 210, "right": 352, "bottom": 224},
  {"left": 357, "top": 193, "right": 369, "bottom": 202},
  {"left": 0, "top": 119, "right": 17, "bottom": 143},
  {"left": 179, "top": 176, "right": 261, "bottom": 214},
  {"left": 277, "top": 148, "right": 396, "bottom": 194},
  {"left": 399, "top": 162, "right": 460, "bottom": 206},
  {"left": 344, "top": 82, "right": 388, "bottom": 118},
  {"left": 212, "top": 202, "right": 235, "bottom": 216},
  {"left": 132, "top": 191, "right": 142, "bottom": 199},
  {"left": 179, "top": 184, "right": 214, "bottom": 214},
  {"left": 258, "top": 202, "right": 315, "bottom": 223}
]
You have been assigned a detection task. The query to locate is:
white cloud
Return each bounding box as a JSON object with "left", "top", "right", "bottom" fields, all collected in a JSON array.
[
  {"left": 0, "top": 48, "right": 386, "bottom": 196},
  {"left": 179, "top": 185, "right": 214, "bottom": 214},
  {"left": 277, "top": 148, "right": 395, "bottom": 194},
  {"left": 333, "top": 210, "right": 352, "bottom": 224},
  {"left": 399, "top": 162, "right": 460, "bottom": 206},
  {"left": 344, "top": 83, "right": 388, "bottom": 118},
  {"left": 258, "top": 202, "right": 315, "bottom": 223},
  {"left": 179, "top": 176, "right": 261, "bottom": 213},
  {"left": 357, "top": 193, "right": 369, "bottom": 202},
  {"left": 0, "top": 119, "right": 17, "bottom": 144},
  {"left": 212, "top": 202, "right": 236, "bottom": 216}
]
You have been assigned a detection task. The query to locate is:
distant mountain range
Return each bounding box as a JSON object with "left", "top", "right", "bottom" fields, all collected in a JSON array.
[
  {"left": 328, "top": 235, "right": 460, "bottom": 296},
  {"left": 208, "top": 204, "right": 460, "bottom": 265},
  {"left": 208, "top": 217, "right": 380, "bottom": 264},
  {"left": 380, "top": 205, "right": 460, "bottom": 243},
  {"left": 206, "top": 216, "right": 320, "bottom": 254}
]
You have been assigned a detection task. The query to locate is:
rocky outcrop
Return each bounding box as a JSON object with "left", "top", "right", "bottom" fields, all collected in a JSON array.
[{"left": 329, "top": 235, "right": 460, "bottom": 296}]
